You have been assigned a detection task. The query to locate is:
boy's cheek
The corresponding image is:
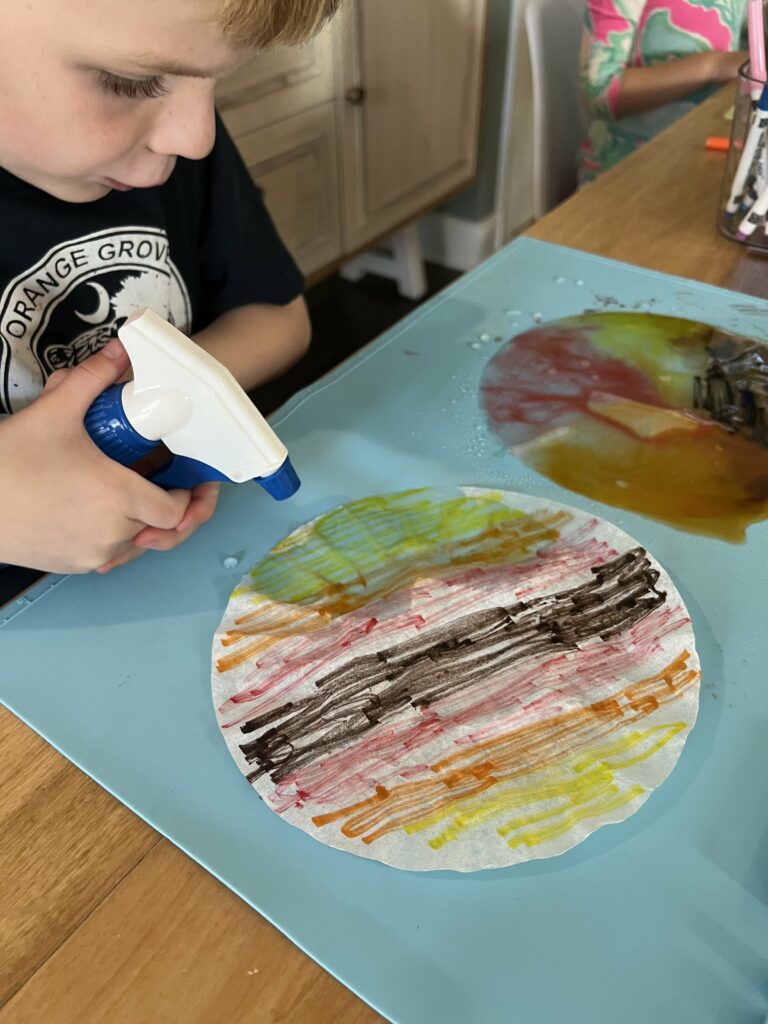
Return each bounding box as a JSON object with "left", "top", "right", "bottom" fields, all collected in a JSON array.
[{"left": 0, "top": 74, "right": 140, "bottom": 194}]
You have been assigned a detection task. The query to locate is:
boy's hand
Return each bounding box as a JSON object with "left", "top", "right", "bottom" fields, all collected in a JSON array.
[
  {"left": 0, "top": 339, "right": 194, "bottom": 574},
  {"left": 97, "top": 480, "right": 221, "bottom": 573}
]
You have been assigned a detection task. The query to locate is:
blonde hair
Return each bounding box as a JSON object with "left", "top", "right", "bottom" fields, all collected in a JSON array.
[{"left": 217, "top": 0, "right": 342, "bottom": 47}]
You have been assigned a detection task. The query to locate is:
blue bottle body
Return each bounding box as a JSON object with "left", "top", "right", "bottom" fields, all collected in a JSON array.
[
  {"left": 84, "top": 383, "right": 300, "bottom": 499},
  {"left": 84, "top": 383, "right": 156, "bottom": 467}
]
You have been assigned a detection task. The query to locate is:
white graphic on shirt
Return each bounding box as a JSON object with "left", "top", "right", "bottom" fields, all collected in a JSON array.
[{"left": 0, "top": 227, "right": 192, "bottom": 413}]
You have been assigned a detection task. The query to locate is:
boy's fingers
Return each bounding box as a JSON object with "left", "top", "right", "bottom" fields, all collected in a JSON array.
[
  {"left": 131, "top": 482, "right": 190, "bottom": 531},
  {"left": 96, "top": 546, "right": 147, "bottom": 574},
  {"left": 52, "top": 338, "right": 130, "bottom": 415},
  {"left": 133, "top": 527, "right": 194, "bottom": 553},
  {"left": 43, "top": 368, "right": 70, "bottom": 393},
  {"left": 176, "top": 482, "right": 220, "bottom": 532},
  {"left": 133, "top": 483, "right": 220, "bottom": 550}
]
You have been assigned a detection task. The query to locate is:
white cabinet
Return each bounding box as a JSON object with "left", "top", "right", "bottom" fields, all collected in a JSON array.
[{"left": 218, "top": 1, "right": 487, "bottom": 278}]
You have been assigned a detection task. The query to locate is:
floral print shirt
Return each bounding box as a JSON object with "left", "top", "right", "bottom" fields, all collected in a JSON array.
[{"left": 579, "top": 0, "right": 748, "bottom": 182}]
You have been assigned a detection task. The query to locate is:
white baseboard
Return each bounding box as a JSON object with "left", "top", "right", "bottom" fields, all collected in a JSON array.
[{"left": 417, "top": 212, "right": 498, "bottom": 272}]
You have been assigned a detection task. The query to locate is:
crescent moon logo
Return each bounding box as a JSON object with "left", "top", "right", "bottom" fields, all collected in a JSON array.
[{"left": 74, "top": 282, "right": 112, "bottom": 325}]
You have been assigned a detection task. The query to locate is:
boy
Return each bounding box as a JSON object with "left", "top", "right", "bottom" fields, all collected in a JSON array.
[{"left": 0, "top": 0, "right": 339, "bottom": 577}]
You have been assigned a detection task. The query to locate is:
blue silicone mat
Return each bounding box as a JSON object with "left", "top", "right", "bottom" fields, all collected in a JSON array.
[{"left": 2, "top": 239, "right": 767, "bottom": 1024}]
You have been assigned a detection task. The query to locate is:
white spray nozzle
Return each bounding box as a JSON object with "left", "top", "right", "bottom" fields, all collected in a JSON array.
[{"left": 118, "top": 308, "right": 288, "bottom": 483}]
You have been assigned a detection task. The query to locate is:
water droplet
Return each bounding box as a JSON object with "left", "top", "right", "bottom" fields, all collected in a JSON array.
[
  {"left": 533, "top": 312, "right": 543, "bottom": 323},
  {"left": 479, "top": 332, "right": 492, "bottom": 342},
  {"left": 469, "top": 342, "right": 482, "bottom": 351},
  {"left": 554, "top": 276, "right": 567, "bottom": 284},
  {"left": 222, "top": 555, "right": 240, "bottom": 570},
  {"left": 505, "top": 309, "right": 522, "bottom": 317},
  {"left": 575, "top": 279, "right": 585, "bottom": 287},
  {"left": 615, "top": 480, "right": 630, "bottom": 489}
]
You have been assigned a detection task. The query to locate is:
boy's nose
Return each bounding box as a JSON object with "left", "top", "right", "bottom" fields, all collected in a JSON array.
[{"left": 147, "top": 83, "right": 217, "bottom": 161}]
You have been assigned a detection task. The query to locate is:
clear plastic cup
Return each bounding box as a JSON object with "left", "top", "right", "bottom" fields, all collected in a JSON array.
[{"left": 718, "top": 62, "right": 768, "bottom": 252}]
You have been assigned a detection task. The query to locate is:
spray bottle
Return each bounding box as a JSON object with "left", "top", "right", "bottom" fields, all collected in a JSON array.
[{"left": 84, "top": 308, "right": 300, "bottom": 498}]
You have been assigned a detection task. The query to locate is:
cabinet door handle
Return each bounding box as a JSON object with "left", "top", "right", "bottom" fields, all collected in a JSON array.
[{"left": 345, "top": 86, "right": 367, "bottom": 106}]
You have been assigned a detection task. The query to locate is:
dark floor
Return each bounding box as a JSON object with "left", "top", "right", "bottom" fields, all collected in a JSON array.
[
  {"left": 251, "top": 262, "right": 460, "bottom": 414},
  {"left": 0, "top": 264, "right": 460, "bottom": 607}
]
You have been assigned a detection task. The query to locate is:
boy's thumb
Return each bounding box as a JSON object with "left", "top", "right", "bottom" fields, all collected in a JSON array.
[{"left": 50, "top": 338, "right": 131, "bottom": 415}]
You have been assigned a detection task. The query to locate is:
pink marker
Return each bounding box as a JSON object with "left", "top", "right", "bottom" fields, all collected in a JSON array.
[{"left": 748, "top": 0, "right": 767, "bottom": 99}]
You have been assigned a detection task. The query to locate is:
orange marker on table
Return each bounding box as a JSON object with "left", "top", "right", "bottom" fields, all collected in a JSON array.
[{"left": 705, "top": 136, "right": 731, "bottom": 152}]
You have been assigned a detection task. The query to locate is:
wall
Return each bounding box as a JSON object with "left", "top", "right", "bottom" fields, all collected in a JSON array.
[
  {"left": 495, "top": 0, "right": 535, "bottom": 243},
  {"left": 421, "top": 0, "right": 585, "bottom": 268},
  {"left": 418, "top": 0, "right": 523, "bottom": 270},
  {"left": 441, "top": 0, "right": 514, "bottom": 222}
]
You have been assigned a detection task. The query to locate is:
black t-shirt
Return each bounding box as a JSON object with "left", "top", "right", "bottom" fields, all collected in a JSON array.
[{"left": 0, "top": 114, "right": 303, "bottom": 414}]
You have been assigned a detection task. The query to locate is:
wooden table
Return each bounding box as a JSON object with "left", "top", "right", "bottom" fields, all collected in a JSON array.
[
  {"left": 528, "top": 86, "right": 768, "bottom": 298},
  {"left": 0, "top": 85, "right": 760, "bottom": 1024}
]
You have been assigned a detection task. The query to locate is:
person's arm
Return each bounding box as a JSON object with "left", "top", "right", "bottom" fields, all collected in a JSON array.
[
  {"left": 579, "top": 0, "right": 646, "bottom": 120},
  {"left": 192, "top": 295, "right": 311, "bottom": 390},
  {"left": 580, "top": 0, "right": 745, "bottom": 121},
  {"left": 615, "top": 50, "right": 746, "bottom": 117}
]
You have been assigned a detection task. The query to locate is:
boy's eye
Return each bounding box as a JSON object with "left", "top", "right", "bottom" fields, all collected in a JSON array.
[{"left": 97, "top": 71, "right": 169, "bottom": 100}]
